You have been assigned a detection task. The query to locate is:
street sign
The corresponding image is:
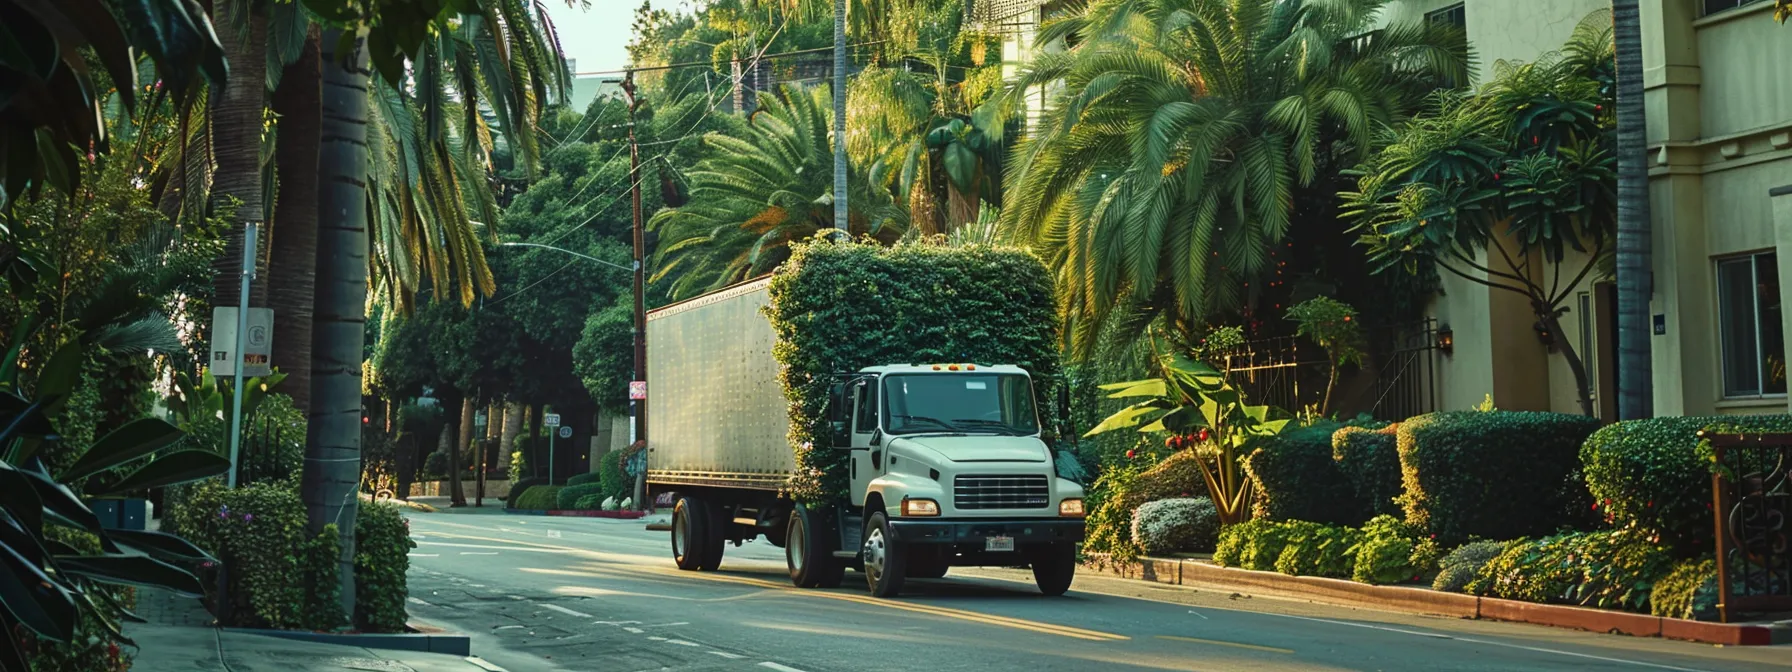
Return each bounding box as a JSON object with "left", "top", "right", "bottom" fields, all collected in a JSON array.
[
  {"left": 629, "top": 381, "right": 647, "bottom": 400},
  {"left": 474, "top": 411, "right": 487, "bottom": 427},
  {"left": 558, "top": 426, "right": 573, "bottom": 439},
  {"left": 210, "top": 307, "right": 274, "bottom": 378},
  {"left": 543, "top": 413, "right": 561, "bottom": 428}
]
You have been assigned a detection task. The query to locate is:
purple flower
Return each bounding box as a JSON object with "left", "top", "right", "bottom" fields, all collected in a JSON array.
[{"left": 244, "top": 514, "right": 254, "bottom": 522}]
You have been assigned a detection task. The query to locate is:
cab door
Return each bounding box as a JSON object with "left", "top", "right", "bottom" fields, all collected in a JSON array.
[{"left": 847, "top": 377, "right": 880, "bottom": 507}]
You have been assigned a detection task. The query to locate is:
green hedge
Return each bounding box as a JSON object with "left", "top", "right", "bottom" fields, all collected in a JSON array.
[
  {"left": 766, "top": 239, "right": 1061, "bottom": 502},
  {"left": 1211, "top": 515, "right": 1434, "bottom": 584},
  {"left": 513, "top": 485, "right": 563, "bottom": 510},
  {"left": 557, "top": 483, "right": 605, "bottom": 510},
  {"left": 355, "top": 501, "right": 416, "bottom": 632},
  {"left": 1245, "top": 420, "right": 1370, "bottom": 525},
  {"left": 1398, "top": 411, "right": 1600, "bottom": 543},
  {"left": 567, "top": 472, "right": 601, "bottom": 487},
  {"left": 1332, "top": 424, "right": 1404, "bottom": 519},
  {"left": 167, "top": 479, "right": 343, "bottom": 630},
  {"left": 1467, "top": 528, "right": 1675, "bottom": 613},
  {"left": 575, "top": 494, "right": 605, "bottom": 510},
  {"left": 599, "top": 449, "right": 630, "bottom": 501},
  {"left": 1581, "top": 414, "right": 1792, "bottom": 555}
]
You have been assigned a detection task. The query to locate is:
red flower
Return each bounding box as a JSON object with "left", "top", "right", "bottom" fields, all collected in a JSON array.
[{"left": 1125, "top": 449, "right": 1137, "bottom": 459}]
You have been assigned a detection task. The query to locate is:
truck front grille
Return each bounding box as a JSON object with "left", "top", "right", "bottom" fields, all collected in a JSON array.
[{"left": 954, "top": 474, "right": 1050, "bottom": 510}]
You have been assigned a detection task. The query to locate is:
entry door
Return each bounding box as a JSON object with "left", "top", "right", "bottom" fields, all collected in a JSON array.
[{"left": 848, "top": 378, "right": 880, "bottom": 507}]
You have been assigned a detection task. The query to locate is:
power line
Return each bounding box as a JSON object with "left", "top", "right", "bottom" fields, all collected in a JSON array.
[{"left": 571, "top": 41, "right": 885, "bottom": 78}]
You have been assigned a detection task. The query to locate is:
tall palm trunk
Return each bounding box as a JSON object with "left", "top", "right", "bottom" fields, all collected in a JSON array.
[
  {"left": 831, "top": 0, "right": 847, "bottom": 230},
  {"left": 304, "top": 27, "right": 370, "bottom": 616},
  {"left": 211, "top": 0, "right": 270, "bottom": 308},
  {"left": 452, "top": 396, "right": 472, "bottom": 506},
  {"left": 270, "top": 31, "right": 322, "bottom": 415},
  {"left": 1613, "top": 0, "right": 1653, "bottom": 420}
]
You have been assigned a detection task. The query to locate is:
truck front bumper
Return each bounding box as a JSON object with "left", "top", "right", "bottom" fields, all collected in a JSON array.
[{"left": 888, "top": 518, "right": 1085, "bottom": 545}]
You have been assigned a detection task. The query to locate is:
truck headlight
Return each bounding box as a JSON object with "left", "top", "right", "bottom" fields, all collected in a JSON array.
[
  {"left": 1059, "top": 498, "right": 1085, "bottom": 517},
  {"left": 901, "top": 498, "right": 940, "bottom": 517}
]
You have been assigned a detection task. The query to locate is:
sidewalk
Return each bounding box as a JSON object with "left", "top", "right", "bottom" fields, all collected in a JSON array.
[{"left": 128, "top": 589, "right": 501, "bottom": 672}]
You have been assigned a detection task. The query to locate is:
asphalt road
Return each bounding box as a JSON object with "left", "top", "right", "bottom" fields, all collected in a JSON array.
[{"left": 401, "top": 508, "right": 1787, "bottom": 672}]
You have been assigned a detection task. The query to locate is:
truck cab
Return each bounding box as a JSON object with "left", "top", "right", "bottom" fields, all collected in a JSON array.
[{"left": 824, "top": 364, "right": 1086, "bottom": 597}]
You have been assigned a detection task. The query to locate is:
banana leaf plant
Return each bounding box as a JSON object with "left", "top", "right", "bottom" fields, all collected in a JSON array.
[
  {"left": 1084, "top": 350, "right": 1291, "bottom": 526},
  {"left": 167, "top": 367, "right": 288, "bottom": 427},
  {"left": 0, "top": 338, "right": 229, "bottom": 667}
]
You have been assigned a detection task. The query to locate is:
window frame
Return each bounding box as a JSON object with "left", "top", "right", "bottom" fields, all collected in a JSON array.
[
  {"left": 1716, "top": 251, "right": 1786, "bottom": 399},
  {"left": 1425, "top": 2, "right": 1466, "bottom": 29},
  {"left": 1702, "top": 0, "right": 1768, "bottom": 18}
]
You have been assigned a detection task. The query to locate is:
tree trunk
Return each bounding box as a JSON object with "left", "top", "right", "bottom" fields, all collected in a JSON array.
[
  {"left": 528, "top": 404, "right": 543, "bottom": 480},
  {"left": 500, "top": 402, "right": 521, "bottom": 476},
  {"left": 452, "top": 396, "right": 472, "bottom": 506},
  {"left": 269, "top": 30, "right": 322, "bottom": 415},
  {"left": 1541, "top": 309, "right": 1597, "bottom": 417},
  {"left": 1321, "top": 354, "right": 1339, "bottom": 418},
  {"left": 831, "top": 0, "right": 848, "bottom": 232},
  {"left": 303, "top": 28, "right": 369, "bottom": 618},
  {"left": 1613, "top": 0, "right": 1653, "bottom": 420},
  {"left": 946, "top": 178, "right": 979, "bottom": 234},
  {"left": 210, "top": 0, "right": 271, "bottom": 309}
]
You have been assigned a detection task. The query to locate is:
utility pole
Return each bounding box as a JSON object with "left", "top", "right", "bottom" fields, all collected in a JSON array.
[
  {"left": 832, "top": 0, "right": 847, "bottom": 230},
  {"left": 624, "top": 71, "right": 649, "bottom": 511}
]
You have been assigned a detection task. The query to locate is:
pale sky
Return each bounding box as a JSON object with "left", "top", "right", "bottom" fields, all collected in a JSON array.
[{"left": 544, "top": 1, "right": 697, "bottom": 74}]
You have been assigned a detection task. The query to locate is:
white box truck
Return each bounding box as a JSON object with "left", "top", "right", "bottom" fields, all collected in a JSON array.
[{"left": 645, "top": 277, "right": 1085, "bottom": 597}]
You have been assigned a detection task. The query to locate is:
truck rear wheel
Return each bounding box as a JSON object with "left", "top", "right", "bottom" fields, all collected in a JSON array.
[
  {"left": 1031, "top": 543, "right": 1077, "bottom": 596},
  {"left": 671, "top": 496, "right": 711, "bottom": 571},
  {"left": 862, "top": 511, "right": 907, "bottom": 597},
  {"left": 786, "top": 503, "right": 844, "bottom": 588},
  {"left": 698, "top": 499, "right": 726, "bottom": 571}
]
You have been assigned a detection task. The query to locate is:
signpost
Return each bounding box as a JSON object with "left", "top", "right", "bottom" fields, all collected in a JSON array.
[
  {"left": 544, "top": 413, "right": 562, "bottom": 484},
  {"left": 210, "top": 307, "right": 274, "bottom": 378},
  {"left": 215, "top": 222, "right": 264, "bottom": 488}
]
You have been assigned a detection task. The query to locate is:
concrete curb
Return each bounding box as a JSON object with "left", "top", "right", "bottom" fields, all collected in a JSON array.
[
  {"left": 224, "top": 628, "right": 473, "bottom": 656},
  {"left": 1084, "top": 555, "right": 1790, "bottom": 646},
  {"left": 506, "top": 508, "right": 646, "bottom": 519}
]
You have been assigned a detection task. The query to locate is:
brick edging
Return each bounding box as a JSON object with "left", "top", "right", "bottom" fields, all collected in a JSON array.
[
  {"left": 507, "top": 509, "right": 646, "bottom": 519},
  {"left": 1083, "top": 555, "right": 1787, "bottom": 646}
]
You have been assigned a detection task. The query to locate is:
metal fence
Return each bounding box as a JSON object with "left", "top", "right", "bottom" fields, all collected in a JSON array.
[
  {"left": 1215, "top": 319, "right": 1439, "bottom": 421},
  {"left": 1701, "top": 432, "right": 1792, "bottom": 622}
]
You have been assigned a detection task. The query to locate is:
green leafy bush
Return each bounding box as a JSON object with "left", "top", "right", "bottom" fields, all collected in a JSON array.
[
  {"left": 599, "top": 449, "right": 631, "bottom": 500},
  {"left": 1085, "top": 450, "right": 1204, "bottom": 561},
  {"left": 1130, "top": 497, "right": 1219, "bottom": 555},
  {"left": 1213, "top": 519, "right": 1296, "bottom": 572},
  {"left": 1468, "top": 528, "right": 1675, "bottom": 612},
  {"left": 506, "top": 478, "right": 546, "bottom": 507},
  {"left": 1245, "top": 419, "right": 1368, "bottom": 525},
  {"left": 1332, "top": 424, "right": 1404, "bottom": 519},
  {"left": 1581, "top": 415, "right": 1792, "bottom": 555},
  {"left": 301, "top": 525, "right": 345, "bottom": 630},
  {"left": 557, "top": 483, "right": 605, "bottom": 510},
  {"left": 514, "top": 485, "right": 564, "bottom": 510},
  {"left": 1398, "top": 411, "right": 1600, "bottom": 543},
  {"left": 355, "top": 501, "right": 417, "bottom": 632},
  {"left": 1350, "top": 515, "right": 1438, "bottom": 585},
  {"left": 1273, "top": 521, "right": 1362, "bottom": 579},
  {"left": 574, "top": 494, "right": 605, "bottom": 510},
  {"left": 1650, "top": 558, "right": 1717, "bottom": 620},
  {"left": 765, "top": 239, "right": 1061, "bottom": 502},
  {"left": 170, "top": 479, "right": 343, "bottom": 629},
  {"left": 509, "top": 449, "right": 529, "bottom": 484},
  {"left": 567, "top": 472, "right": 601, "bottom": 487},
  {"left": 1433, "top": 540, "right": 1510, "bottom": 593}
]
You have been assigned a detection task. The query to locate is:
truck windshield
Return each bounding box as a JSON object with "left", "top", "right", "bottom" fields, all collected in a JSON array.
[{"left": 882, "top": 373, "right": 1040, "bottom": 436}]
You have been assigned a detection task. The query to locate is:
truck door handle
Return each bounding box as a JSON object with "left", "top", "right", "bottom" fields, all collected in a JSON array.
[{"left": 871, "top": 450, "right": 882, "bottom": 470}]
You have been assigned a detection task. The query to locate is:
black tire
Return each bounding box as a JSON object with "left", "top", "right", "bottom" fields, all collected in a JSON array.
[
  {"left": 699, "top": 499, "right": 727, "bottom": 571},
  {"left": 671, "top": 496, "right": 710, "bottom": 571},
  {"left": 862, "top": 511, "right": 907, "bottom": 597},
  {"left": 1031, "top": 543, "right": 1077, "bottom": 596},
  {"left": 906, "top": 547, "right": 949, "bottom": 579},
  {"left": 786, "top": 503, "right": 845, "bottom": 588}
]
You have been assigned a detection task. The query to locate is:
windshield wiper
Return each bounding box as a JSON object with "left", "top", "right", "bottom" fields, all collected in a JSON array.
[
  {"left": 951, "top": 419, "right": 1029, "bottom": 436},
  {"left": 892, "top": 415, "right": 959, "bottom": 432}
]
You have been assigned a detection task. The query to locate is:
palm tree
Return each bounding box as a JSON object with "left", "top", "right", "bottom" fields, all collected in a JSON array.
[
  {"left": 1612, "top": 0, "right": 1651, "bottom": 420},
  {"left": 269, "top": 29, "right": 322, "bottom": 416},
  {"left": 209, "top": 0, "right": 271, "bottom": 307},
  {"left": 1000, "top": 0, "right": 1467, "bottom": 359},
  {"left": 650, "top": 85, "right": 908, "bottom": 300}
]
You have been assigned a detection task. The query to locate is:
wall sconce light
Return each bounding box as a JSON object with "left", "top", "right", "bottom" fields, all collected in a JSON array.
[{"left": 1436, "top": 325, "right": 1454, "bottom": 355}]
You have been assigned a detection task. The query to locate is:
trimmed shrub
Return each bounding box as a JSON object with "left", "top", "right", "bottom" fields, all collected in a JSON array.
[
  {"left": 1433, "top": 540, "right": 1509, "bottom": 593},
  {"left": 170, "top": 479, "right": 329, "bottom": 629},
  {"left": 1086, "top": 449, "right": 1206, "bottom": 561},
  {"left": 1650, "top": 558, "right": 1718, "bottom": 621},
  {"left": 506, "top": 477, "right": 546, "bottom": 507},
  {"left": 1350, "top": 515, "right": 1439, "bottom": 585},
  {"left": 1273, "top": 521, "right": 1362, "bottom": 579},
  {"left": 421, "top": 450, "right": 450, "bottom": 480},
  {"left": 1213, "top": 519, "right": 1296, "bottom": 572},
  {"left": 574, "top": 494, "right": 604, "bottom": 510},
  {"left": 766, "top": 240, "right": 1061, "bottom": 502},
  {"left": 355, "top": 501, "right": 416, "bottom": 632},
  {"left": 514, "top": 485, "right": 564, "bottom": 510},
  {"left": 1245, "top": 420, "right": 1365, "bottom": 525},
  {"left": 1398, "top": 411, "right": 1600, "bottom": 543},
  {"left": 557, "top": 482, "right": 606, "bottom": 510},
  {"left": 1468, "top": 528, "right": 1675, "bottom": 612},
  {"left": 1581, "top": 415, "right": 1792, "bottom": 555},
  {"left": 1130, "top": 497, "right": 1220, "bottom": 555},
  {"left": 599, "top": 449, "right": 630, "bottom": 501},
  {"left": 567, "top": 472, "right": 602, "bottom": 487},
  {"left": 1332, "top": 424, "right": 1404, "bottom": 519}
]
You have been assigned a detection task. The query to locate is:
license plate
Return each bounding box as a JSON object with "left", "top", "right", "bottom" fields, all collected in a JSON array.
[{"left": 985, "top": 535, "right": 1014, "bottom": 552}]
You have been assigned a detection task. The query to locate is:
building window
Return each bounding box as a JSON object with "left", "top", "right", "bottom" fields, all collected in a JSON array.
[
  {"left": 1704, "top": 0, "right": 1767, "bottom": 16},
  {"left": 1718, "top": 252, "right": 1785, "bottom": 397},
  {"left": 1426, "top": 3, "right": 1466, "bottom": 29}
]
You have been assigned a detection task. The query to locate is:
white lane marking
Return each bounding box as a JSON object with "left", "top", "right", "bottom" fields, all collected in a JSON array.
[
  {"left": 408, "top": 553, "right": 440, "bottom": 557},
  {"left": 594, "top": 621, "right": 642, "bottom": 626},
  {"left": 759, "top": 663, "right": 809, "bottom": 672},
  {"left": 623, "top": 627, "right": 644, "bottom": 634},
  {"left": 539, "top": 603, "right": 593, "bottom": 619},
  {"left": 407, "top": 597, "right": 435, "bottom": 607},
  {"left": 643, "top": 622, "right": 690, "bottom": 628},
  {"left": 648, "top": 636, "right": 668, "bottom": 641},
  {"left": 1188, "top": 610, "right": 1209, "bottom": 620},
  {"left": 1272, "top": 613, "right": 1709, "bottom": 672},
  {"left": 665, "top": 640, "right": 701, "bottom": 647},
  {"left": 547, "top": 530, "right": 562, "bottom": 538},
  {"left": 710, "top": 651, "right": 745, "bottom": 660},
  {"left": 413, "top": 534, "right": 429, "bottom": 539},
  {"left": 506, "top": 595, "right": 526, "bottom": 601},
  {"left": 460, "top": 551, "right": 499, "bottom": 556},
  {"left": 464, "top": 656, "right": 508, "bottom": 672}
]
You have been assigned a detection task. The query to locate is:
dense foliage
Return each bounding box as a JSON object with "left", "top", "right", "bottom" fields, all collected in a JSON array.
[
  {"left": 1245, "top": 419, "right": 1369, "bottom": 525},
  {"left": 1433, "top": 540, "right": 1510, "bottom": 593},
  {"left": 1579, "top": 415, "right": 1792, "bottom": 555},
  {"left": 1397, "top": 411, "right": 1600, "bottom": 543},
  {"left": 557, "top": 483, "right": 606, "bottom": 510},
  {"left": 1213, "top": 515, "right": 1437, "bottom": 585},
  {"left": 169, "top": 480, "right": 343, "bottom": 630},
  {"left": 1331, "top": 424, "right": 1405, "bottom": 519},
  {"left": 354, "top": 501, "right": 416, "bottom": 633},
  {"left": 514, "top": 485, "right": 565, "bottom": 510},
  {"left": 766, "top": 240, "right": 1061, "bottom": 502},
  {"left": 1130, "top": 497, "right": 1219, "bottom": 555},
  {"left": 599, "top": 449, "right": 632, "bottom": 502},
  {"left": 1649, "top": 558, "right": 1717, "bottom": 621},
  {"left": 1466, "top": 528, "right": 1675, "bottom": 613},
  {"left": 1350, "top": 515, "right": 1439, "bottom": 585}
]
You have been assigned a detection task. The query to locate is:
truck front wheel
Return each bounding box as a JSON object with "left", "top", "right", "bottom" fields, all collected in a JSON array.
[
  {"left": 1031, "top": 543, "right": 1077, "bottom": 596},
  {"left": 862, "top": 511, "right": 908, "bottom": 597},
  {"left": 671, "top": 496, "right": 711, "bottom": 571},
  {"left": 786, "top": 503, "right": 844, "bottom": 588}
]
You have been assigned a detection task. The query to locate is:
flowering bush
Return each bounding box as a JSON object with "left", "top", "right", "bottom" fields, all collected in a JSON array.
[
  {"left": 1130, "top": 497, "right": 1219, "bottom": 555},
  {"left": 169, "top": 479, "right": 342, "bottom": 629}
]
